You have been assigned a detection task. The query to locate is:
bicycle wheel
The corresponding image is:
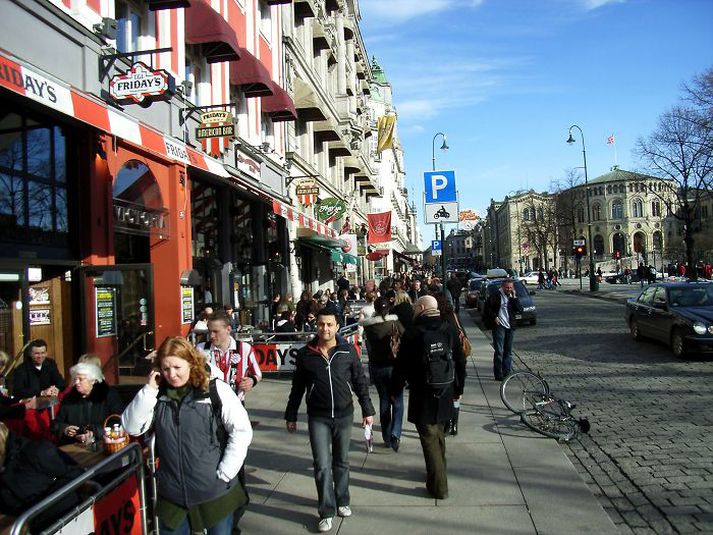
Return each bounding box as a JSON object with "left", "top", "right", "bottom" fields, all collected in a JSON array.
[
  {"left": 500, "top": 371, "right": 549, "bottom": 414},
  {"left": 520, "top": 406, "right": 579, "bottom": 442}
]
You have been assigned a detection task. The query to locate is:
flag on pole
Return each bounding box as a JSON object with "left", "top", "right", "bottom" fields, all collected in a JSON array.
[
  {"left": 377, "top": 115, "right": 396, "bottom": 154},
  {"left": 607, "top": 134, "right": 615, "bottom": 145},
  {"left": 367, "top": 211, "right": 392, "bottom": 243}
]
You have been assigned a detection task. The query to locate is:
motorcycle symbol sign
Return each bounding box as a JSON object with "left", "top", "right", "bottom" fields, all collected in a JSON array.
[{"left": 424, "top": 201, "right": 458, "bottom": 224}]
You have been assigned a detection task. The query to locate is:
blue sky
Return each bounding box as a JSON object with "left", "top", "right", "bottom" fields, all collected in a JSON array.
[{"left": 359, "top": 0, "right": 713, "bottom": 240}]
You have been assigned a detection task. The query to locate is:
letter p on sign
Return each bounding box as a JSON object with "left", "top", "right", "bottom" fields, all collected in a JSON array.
[{"left": 424, "top": 171, "right": 456, "bottom": 203}]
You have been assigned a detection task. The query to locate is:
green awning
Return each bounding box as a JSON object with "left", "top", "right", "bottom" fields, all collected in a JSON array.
[{"left": 330, "top": 250, "right": 358, "bottom": 265}]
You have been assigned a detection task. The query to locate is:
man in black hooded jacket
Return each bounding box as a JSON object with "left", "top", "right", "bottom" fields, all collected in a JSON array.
[
  {"left": 12, "top": 339, "right": 65, "bottom": 399},
  {"left": 390, "top": 295, "right": 466, "bottom": 500}
]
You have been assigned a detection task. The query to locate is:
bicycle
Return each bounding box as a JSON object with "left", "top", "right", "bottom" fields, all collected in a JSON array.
[{"left": 500, "top": 371, "right": 590, "bottom": 442}]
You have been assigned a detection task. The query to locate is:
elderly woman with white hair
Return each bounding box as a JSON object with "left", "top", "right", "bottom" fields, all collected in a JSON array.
[{"left": 51, "top": 362, "right": 123, "bottom": 445}]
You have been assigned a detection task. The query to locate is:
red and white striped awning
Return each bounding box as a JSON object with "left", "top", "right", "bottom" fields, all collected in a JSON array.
[{"left": 272, "top": 200, "right": 337, "bottom": 239}]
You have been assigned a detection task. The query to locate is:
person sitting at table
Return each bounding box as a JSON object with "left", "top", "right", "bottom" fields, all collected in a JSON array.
[
  {"left": 52, "top": 362, "right": 123, "bottom": 446},
  {"left": 11, "top": 339, "right": 65, "bottom": 399},
  {"left": 0, "top": 421, "right": 84, "bottom": 528},
  {"left": 1, "top": 351, "right": 37, "bottom": 423}
]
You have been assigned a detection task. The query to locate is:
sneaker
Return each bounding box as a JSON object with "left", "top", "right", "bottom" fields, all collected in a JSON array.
[
  {"left": 337, "top": 506, "right": 352, "bottom": 517},
  {"left": 318, "top": 517, "right": 333, "bottom": 532}
]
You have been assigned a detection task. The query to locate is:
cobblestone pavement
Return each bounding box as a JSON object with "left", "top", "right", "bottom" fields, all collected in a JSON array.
[{"left": 471, "top": 291, "right": 713, "bottom": 534}]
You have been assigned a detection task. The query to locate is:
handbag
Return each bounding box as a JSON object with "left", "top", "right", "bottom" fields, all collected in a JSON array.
[
  {"left": 452, "top": 313, "right": 472, "bottom": 358},
  {"left": 389, "top": 322, "right": 401, "bottom": 360}
]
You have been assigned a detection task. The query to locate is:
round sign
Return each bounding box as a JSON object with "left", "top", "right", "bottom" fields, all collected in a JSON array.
[
  {"left": 462, "top": 220, "right": 475, "bottom": 231},
  {"left": 341, "top": 240, "right": 352, "bottom": 253}
]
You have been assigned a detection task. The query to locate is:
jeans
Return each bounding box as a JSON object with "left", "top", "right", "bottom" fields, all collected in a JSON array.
[
  {"left": 416, "top": 423, "right": 448, "bottom": 498},
  {"left": 159, "top": 511, "right": 234, "bottom": 535},
  {"left": 493, "top": 324, "right": 514, "bottom": 379},
  {"left": 308, "top": 414, "right": 353, "bottom": 519},
  {"left": 370, "top": 365, "right": 403, "bottom": 444}
]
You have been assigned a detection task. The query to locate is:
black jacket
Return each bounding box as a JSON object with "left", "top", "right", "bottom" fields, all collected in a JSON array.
[
  {"left": 51, "top": 381, "right": 124, "bottom": 444},
  {"left": 392, "top": 302, "right": 415, "bottom": 330},
  {"left": 12, "top": 358, "right": 65, "bottom": 399},
  {"left": 390, "top": 315, "right": 466, "bottom": 425},
  {"left": 483, "top": 290, "right": 522, "bottom": 331},
  {"left": 285, "top": 339, "right": 375, "bottom": 422},
  {"left": 0, "top": 432, "right": 83, "bottom": 518},
  {"left": 360, "top": 314, "right": 405, "bottom": 368}
]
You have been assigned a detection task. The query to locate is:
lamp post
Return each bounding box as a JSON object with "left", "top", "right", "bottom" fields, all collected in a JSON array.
[
  {"left": 432, "top": 131, "right": 449, "bottom": 279},
  {"left": 567, "top": 124, "right": 598, "bottom": 291}
]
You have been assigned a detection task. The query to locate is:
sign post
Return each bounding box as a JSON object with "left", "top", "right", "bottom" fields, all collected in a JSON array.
[{"left": 424, "top": 171, "right": 458, "bottom": 278}]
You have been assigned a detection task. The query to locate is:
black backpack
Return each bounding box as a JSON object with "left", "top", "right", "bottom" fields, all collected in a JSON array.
[{"left": 423, "top": 324, "right": 454, "bottom": 397}]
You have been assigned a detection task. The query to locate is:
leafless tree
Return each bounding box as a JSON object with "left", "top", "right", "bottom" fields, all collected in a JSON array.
[
  {"left": 636, "top": 97, "right": 713, "bottom": 276},
  {"left": 551, "top": 169, "right": 584, "bottom": 275},
  {"left": 521, "top": 194, "right": 558, "bottom": 272}
]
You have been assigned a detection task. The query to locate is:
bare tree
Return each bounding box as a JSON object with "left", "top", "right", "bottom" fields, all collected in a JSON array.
[
  {"left": 521, "top": 194, "right": 558, "bottom": 272},
  {"left": 551, "top": 169, "right": 584, "bottom": 275}
]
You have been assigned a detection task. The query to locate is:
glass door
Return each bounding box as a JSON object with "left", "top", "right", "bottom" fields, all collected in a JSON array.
[{"left": 0, "top": 271, "right": 24, "bottom": 367}]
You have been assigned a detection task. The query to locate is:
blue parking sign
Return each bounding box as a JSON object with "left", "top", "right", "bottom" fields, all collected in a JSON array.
[
  {"left": 431, "top": 240, "right": 442, "bottom": 252},
  {"left": 424, "top": 171, "right": 457, "bottom": 203}
]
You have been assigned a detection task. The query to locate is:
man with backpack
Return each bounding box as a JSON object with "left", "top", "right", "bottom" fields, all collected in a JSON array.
[{"left": 390, "top": 295, "right": 466, "bottom": 500}]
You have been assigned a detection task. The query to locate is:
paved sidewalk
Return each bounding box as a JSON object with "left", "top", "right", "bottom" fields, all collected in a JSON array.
[{"left": 239, "top": 313, "right": 618, "bottom": 534}]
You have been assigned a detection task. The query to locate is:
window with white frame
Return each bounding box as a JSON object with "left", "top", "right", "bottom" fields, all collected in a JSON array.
[
  {"left": 258, "top": 0, "right": 272, "bottom": 42},
  {"left": 632, "top": 198, "right": 643, "bottom": 217},
  {"left": 651, "top": 200, "right": 661, "bottom": 217},
  {"left": 592, "top": 203, "right": 602, "bottom": 221},
  {"left": 184, "top": 46, "right": 208, "bottom": 105},
  {"left": 115, "top": 0, "right": 144, "bottom": 53},
  {"left": 611, "top": 199, "right": 623, "bottom": 219}
]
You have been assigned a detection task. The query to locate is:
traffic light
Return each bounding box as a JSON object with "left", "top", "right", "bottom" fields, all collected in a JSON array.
[
  {"left": 574, "top": 245, "right": 586, "bottom": 258},
  {"left": 613, "top": 250, "right": 621, "bottom": 260}
]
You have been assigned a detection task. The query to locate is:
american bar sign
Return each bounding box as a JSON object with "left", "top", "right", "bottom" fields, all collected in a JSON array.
[
  {"left": 109, "top": 62, "right": 175, "bottom": 106},
  {"left": 196, "top": 110, "right": 235, "bottom": 140}
]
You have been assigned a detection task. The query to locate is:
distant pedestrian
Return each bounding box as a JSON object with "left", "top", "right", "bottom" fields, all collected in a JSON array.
[
  {"left": 285, "top": 308, "right": 375, "bottom": 532},
  {"left": 446, "top": 273, "right": 464, "bottom": 313},
  {"left": 637, "top": 263, "right": 646, "bottom": 288},
  {"left": 483, "top": 279, "right": 522, "bottom": 381}
]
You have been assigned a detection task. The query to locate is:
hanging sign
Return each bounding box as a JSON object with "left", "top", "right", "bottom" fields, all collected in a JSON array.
[
  {"left": 296, "top": 180, "right": 319, "bottom": 207},
  {"left": 195, "top": 110, "right": 235, "bottom": 140},
  {"left": 316, "top": 198, "right": 347, "bottom": 223},
  {"left": 109, "top": 62, "right": 175, "bottom": 106},
  {"left": 95, "top": 287, "right": 117, "bottom": 338}
]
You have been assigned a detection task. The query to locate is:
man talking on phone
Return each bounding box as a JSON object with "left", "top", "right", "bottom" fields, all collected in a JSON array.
[{"left": 483, "top": 278, "right": 523, "bottom": 381}]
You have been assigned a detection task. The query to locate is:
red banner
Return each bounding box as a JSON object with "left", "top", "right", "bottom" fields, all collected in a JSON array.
[
  {"left": 367, "top": 211, "right": 391, "bottom": 243},
  {"left": 93, "top": 475, "right": 143, "bottom": 535}
]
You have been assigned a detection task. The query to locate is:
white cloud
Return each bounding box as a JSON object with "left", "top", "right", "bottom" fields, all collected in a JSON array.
[
  {"left": 361, "top": 0, "right": 485, "bottom": 25},
  {"left": 580, "top": 0, "right": 626, "bottom": 10},
  {"left": 399, "top": 124, "right": 426, "bottom": 134}
]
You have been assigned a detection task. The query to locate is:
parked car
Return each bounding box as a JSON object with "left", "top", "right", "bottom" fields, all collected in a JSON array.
[
  {"left": 625, "top": 282, "right": 713, "bottom": 358},
  {"left": 605, "top": 272, "right": 640, "bottom": 284},
  {"left": 519, "top": 271, "right": 541, "bottom": 285},
  {"left": 479, "top": 278, "right": 537, "bottom": 325}
]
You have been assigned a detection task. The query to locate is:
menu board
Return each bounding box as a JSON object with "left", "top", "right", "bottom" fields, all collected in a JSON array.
[
  {"left": 95, "top": 287, "right": 117, "bottom": 337},
  {"left": 181, "top": 286, "right": 194, "bottom": 324}
]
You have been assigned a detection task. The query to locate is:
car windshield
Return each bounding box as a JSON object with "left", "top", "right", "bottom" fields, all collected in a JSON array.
[
  {"left": 668, "top": 286, "right": 713, "bottom": 307},
  {"left": 469, "top": 280, "right": 480, "bottom": 290}
]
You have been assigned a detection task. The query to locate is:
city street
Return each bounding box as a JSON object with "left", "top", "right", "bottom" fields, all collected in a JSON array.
[{"left": 472, "top": 289, "right": 713, "bottom": 534}]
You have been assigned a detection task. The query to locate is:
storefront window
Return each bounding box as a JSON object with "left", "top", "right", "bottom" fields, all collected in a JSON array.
[{"left": 0, "top": 110, "right": 68, "bottom": 246}]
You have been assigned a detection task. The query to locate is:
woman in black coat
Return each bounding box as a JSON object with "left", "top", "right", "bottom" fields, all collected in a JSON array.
[
  {"left": 0, "top": 421, "right": 84, "bottom": 527},
  {"left": 52, "top": 363, "right": 123, "bottom": 445}
]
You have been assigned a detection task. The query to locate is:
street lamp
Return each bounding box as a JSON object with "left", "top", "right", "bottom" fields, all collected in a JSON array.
[
  {"left": 432, "top": 131, "right": 449, "bottom": 279},
  {"left": 567, "top": 124, "right": 599, "bottom": 291}
]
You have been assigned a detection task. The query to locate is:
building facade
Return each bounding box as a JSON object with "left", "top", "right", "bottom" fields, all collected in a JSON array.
[{"left": 0, "top": 0, "right": 413, "bottom": 382}]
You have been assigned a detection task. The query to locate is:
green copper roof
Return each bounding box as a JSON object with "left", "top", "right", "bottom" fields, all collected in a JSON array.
[
  {"left": 586, "top": 167, "right": 660, "bottom": 185},
  {"left": 371, "top": 56, "right": 388, "bottom": 84}
]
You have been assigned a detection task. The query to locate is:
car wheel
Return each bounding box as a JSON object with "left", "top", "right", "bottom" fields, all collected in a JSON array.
[
  {"left": 630, "top": 319, "right": 641, "bottom": 340},
  {"left": 671, "top": 329, "right": 687, "bottom": 358}
]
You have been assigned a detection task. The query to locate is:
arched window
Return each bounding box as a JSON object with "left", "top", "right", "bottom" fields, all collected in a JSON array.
[
  {"left": 611, "top": 200, "right": 623, "bottom": 219},
  {"left": 522, "top": 208, "right": 530, "bottom": 221},
  {"left": 653, "top": 231, "right": 663, "bottom": 251},
  {"left": 577, "top": 207, "right": 585, "bottom": 223},
  {"left": 594, "top": 235, "right": 604, "bottom": 255},
  {"left": 612, "top": 232, "right": 626, "bottom": 257},
  {"left": 651, "top": 200, "right": 661, "bottom": 217},
  {"left": 592, "top": 203, "right": 602, "bottom": 221},
  {"left": 632, "top": 199, "right": 643, "bottom": 217},
  {"left": 606, "top": 185, "right": 612, "bottom": 194},
  {"left": 537, "top": 207, "right": 543, "bottom": 221}
]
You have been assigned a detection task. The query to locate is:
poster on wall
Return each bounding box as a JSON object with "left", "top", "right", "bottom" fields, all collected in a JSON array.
[
  {"left": 181, "top": 286, "right": 194, "bottom": 324},
  {"left": 29, "top": 309, "right": 51, "bottom": 326},
  {"left": 95, "top": 287, "right": 117, "bottom": 338},
  {"left": 28, "top": 287, "right": 50, "bottom": 305}
]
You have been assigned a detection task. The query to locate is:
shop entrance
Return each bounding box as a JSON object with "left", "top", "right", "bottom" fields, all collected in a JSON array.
[{"left": 81, "top": 264, "right": 154, "bottom": 381}]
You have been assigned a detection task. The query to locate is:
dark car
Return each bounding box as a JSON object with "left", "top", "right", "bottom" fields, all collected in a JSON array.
[
  {"left": 465, "top": 279, "right": 482, "bottom": 308},
  {"left": 605, "top": 272, "right": 640, "bottom": 284},
  {"left": 625, "top": 282, "right": 713, "bottom": 357},
  {"left": 479, "top": 279, "right": 537, "bottom": 325}
]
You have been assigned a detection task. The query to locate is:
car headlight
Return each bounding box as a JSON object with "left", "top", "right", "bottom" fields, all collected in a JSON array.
[
  {"left": 523, "top": 306, "right": 536, "bottom": 312},
  {"left": 693, "top": 322, "right": 708, "bottom": 335}
]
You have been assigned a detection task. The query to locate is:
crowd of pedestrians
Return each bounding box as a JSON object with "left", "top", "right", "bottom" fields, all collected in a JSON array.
[{"left": 0, "top": 268, "right": 477, "bottom": 534}]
